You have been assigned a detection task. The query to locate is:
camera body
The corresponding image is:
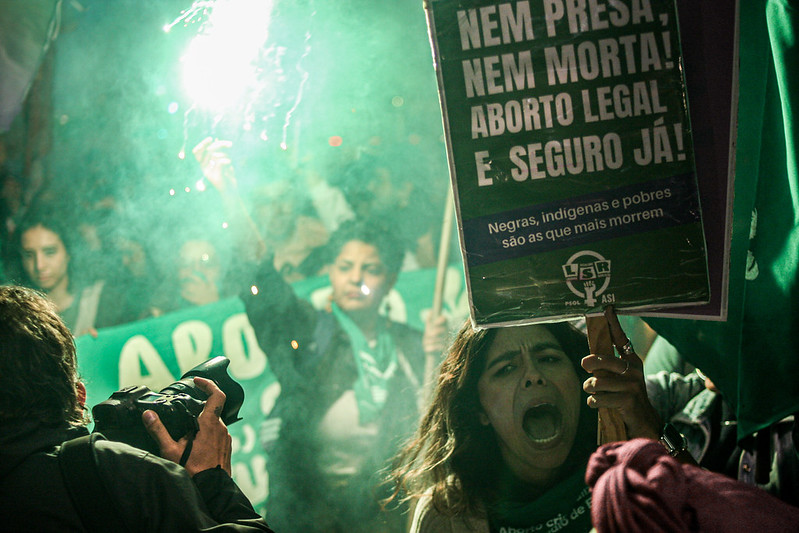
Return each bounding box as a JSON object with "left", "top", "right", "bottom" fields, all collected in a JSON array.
[{"left": 92, "top": 356, "right": 244, "bottom": 455}]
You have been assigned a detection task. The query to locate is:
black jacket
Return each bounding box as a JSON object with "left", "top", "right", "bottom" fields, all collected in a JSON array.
[{"left": 0, "top": 420, "right": 274, "bottom": 532}]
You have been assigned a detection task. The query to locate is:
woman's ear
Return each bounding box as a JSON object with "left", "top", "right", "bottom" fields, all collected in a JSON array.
[{"left": 478, "top": 409, "right": 490, "bottom": 426}]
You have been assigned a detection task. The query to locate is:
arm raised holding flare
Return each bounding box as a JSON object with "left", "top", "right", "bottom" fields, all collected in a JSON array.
[
  {"left": 193, "top": 136, "right": 335, "bottom": 282},
  {"left": 193, "top": 136, "right": 268, "bottom": 262}
]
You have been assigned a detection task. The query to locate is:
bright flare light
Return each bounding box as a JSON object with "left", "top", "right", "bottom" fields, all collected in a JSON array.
[{"left": 179, "top": 0, "right": 274, "bottom": 112}]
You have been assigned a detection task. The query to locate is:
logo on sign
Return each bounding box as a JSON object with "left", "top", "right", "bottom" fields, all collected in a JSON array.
[{"left": 562, "top": 250, "right": 611, "bottom": 306}]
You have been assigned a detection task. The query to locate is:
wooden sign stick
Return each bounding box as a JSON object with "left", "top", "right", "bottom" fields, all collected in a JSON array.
[{"left": 585, "top": 313, "right": 628, "bottom": 444}]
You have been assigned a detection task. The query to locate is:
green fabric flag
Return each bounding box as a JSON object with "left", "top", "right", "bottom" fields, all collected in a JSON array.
[{"left": 647, "top": 0, "right": 799, "bottom": 440}]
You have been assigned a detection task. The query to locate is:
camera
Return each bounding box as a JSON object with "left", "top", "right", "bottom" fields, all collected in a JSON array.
[{"left": 92, "top": 356, "right": 244, "bottom": 455}]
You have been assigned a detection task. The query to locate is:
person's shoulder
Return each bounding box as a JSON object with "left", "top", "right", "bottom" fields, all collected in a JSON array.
[
  {"left": 388, "top": 319, "right": 423, "bottom": 339},
  {"left": 92, "top": 438, "right": 206, "bottom": 520},
  {"left": 646, "top": 370, "right": 705, "bottom": 393},
  {"left": 92, "top": 438, "right": 158, "bottom": 463},
  {"left": 645, "top": 370, "right": 710, "bottom": 416},
  {"left": 92, "top": 438, "right": 188, "bottom": 480},
  {"left": 411, "top": 492, "right": 489, "bottom": 533},
  {"left": 410, "top": 493, "right": 446, "bottom": 533}
]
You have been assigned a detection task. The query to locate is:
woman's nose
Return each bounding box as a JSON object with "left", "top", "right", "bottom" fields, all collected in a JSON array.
[
  {"left": 349, "top": 267, "right": 363, "bottom": 283},
  {"left": 522, "top": 361, "right": 546, "bottom": 388}
]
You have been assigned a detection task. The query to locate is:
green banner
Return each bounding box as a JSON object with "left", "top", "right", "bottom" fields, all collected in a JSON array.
[
  {"left": 426, "top": 0, "right": 710, "bottom": 326},
  {"left": 75, "top": 268, "right": 467, "bottom": 513}
]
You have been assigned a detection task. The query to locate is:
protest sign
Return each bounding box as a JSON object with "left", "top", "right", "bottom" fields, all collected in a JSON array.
[
  {"left": 75, "top": 267, "right": 467, "bottom": 513},
  {"left": 426, "top": 0, "right": 710, "bottom": 326}
]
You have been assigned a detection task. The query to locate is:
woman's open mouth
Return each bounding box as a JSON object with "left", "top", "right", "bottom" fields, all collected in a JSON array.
[{"left": 522, "top": 403, "right": 562, "bottom": 445}]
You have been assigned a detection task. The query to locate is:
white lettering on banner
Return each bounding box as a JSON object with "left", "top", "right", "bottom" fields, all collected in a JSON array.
[
  {"left": 471, "top": 93, "right": 573, "bottom": 139},
  {"left": 119, "top": 335, "right": 174, "bottom": 389},
  {"left": 232, "top": 454, "right": 269, "bottom": 505},
  {"left": 506, "top": 133, "right": 623, "bottom": 183},
  {"left": 582, "top": 80, "right": 666, "bottom": 122},
  {"left": 488, "top": 215, "right": 538, "bottom": 234},
  {"left": 544, "top": 33, "right": 663, "bottom": 85},
  {"left": 463, "top": 51, "right": 536, "bottom": 98},
  {"left": 222, "top": 313, "right": 268, "bottom": 380},
  {"left": 458, "top": 1, "right": 535, "bottom": 51},
  {"left": 542, "top": 0, "right": 654, "bottom": 37},
  {"left": 476, "top": 150, "right": 493, "bottom": 186},
  {"left": 633, "top": 119, "right": 685, "bottom": 165},
  {"left": 260, "top": 381, "right": 282, "bottom": 416},
  {"left": 173, "top": 320, "right": 214, "bottom": 374},
  {"left": 231, "top": 422, "right": 258, "bottom": 454},
  {"left": 117, "top": 313, "right": 269, "bottom": 390}
]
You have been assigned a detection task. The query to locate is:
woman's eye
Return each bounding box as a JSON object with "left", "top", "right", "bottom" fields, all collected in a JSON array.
[
  {"left": 538, "top": 353, "right": 565, "bottom": 364},
  {"left": 495, "top": 363, "right": 516, "bottom": 376}
]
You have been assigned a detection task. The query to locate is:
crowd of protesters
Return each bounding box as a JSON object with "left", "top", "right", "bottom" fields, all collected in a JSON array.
[
  {"left": 0, "top": 133, "right": 451, "bottom": 336},
  {"left": 3, "top": 132, "right": 799, "bottom": 532}
]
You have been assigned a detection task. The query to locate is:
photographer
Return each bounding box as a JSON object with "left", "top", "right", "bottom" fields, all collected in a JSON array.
[{"left": 0, "top": 285, "right": 274, "bottom": 532}]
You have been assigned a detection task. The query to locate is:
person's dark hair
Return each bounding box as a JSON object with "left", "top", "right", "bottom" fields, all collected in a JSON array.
[
  {"left": 14, "top": 207, "right": 75, "bottom": 288},
  {"left": 0, "top": 285, "right": 85, "bottom": 425},
  {"left": 387, "top": 319, "right": 594, "bottom": 517},
  {"left": 326, "top": 218, "right": 405, "bottom": 276}
]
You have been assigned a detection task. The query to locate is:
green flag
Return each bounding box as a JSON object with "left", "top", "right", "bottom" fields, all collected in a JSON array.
[{"left": 647, "top": 0, "right": 799, "bottom": 440}]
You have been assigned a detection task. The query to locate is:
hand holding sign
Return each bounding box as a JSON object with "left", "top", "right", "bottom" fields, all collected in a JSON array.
[{"left": 582, "top": 306, "right": 661, "bottom": 444}]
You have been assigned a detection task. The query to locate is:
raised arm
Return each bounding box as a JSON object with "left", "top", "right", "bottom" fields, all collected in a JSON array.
[{"left": 192, "top": 137, "right": 268, "bottom": 262}]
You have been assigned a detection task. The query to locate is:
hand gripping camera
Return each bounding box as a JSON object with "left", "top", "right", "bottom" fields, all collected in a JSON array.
[{"left": 92, "top": 356, "right": 244, "bottom": 455}]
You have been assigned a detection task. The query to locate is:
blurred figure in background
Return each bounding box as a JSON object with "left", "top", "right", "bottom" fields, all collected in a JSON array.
[
  {"left": 332, "top": 145, "right": 447, "bottom": 272},
  {"left": 250, "top": 177, "right": 329, "bottom": 283},
  {"left": 176, "top": 238, "right": 224, "bottom": 307},
  {"left": 147, "top": 228, "right": 243, "bottom": 316}
]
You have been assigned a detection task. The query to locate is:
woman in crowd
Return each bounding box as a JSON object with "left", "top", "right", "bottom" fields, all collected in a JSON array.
[
  {"left": 241, "top": 218, "right": 447, "bottom": 533},
  {"left": 389, "top": 310, "right": 662, "bottom": 533},
  {"left": 14, "top": 209, "right": 140, "bottom": 336},
  {"left": 193, "top": 137, "right": 450, "bottom": 532},
  {"left": 241, "top": 217, "right": 447, "bottom": 533}
]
